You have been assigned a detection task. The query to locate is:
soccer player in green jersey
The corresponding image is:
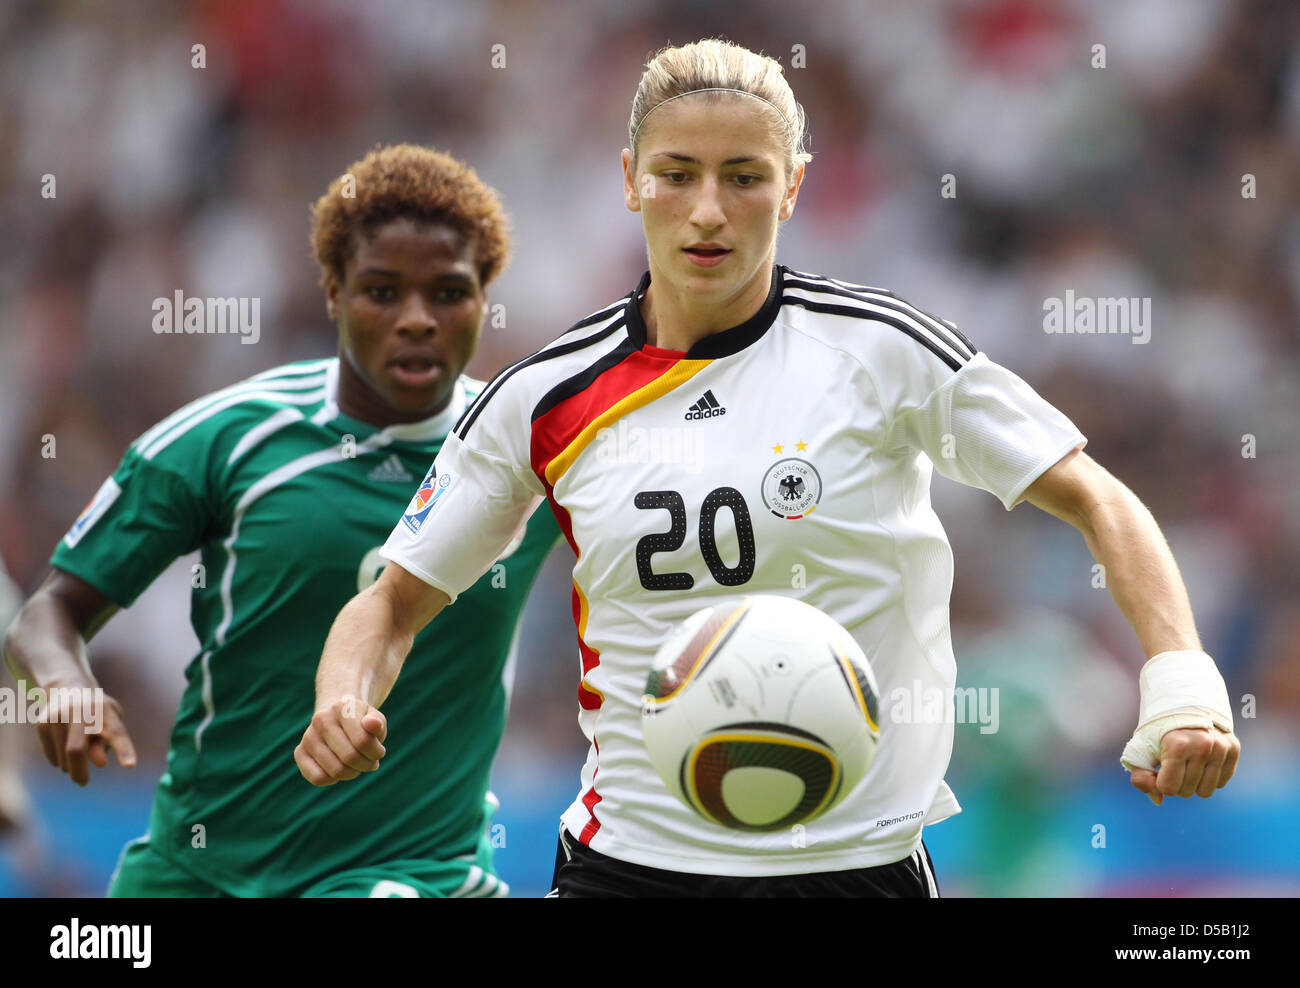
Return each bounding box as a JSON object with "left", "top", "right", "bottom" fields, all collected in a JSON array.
[{"left": 3, "top": 144, "right": 561, "bottom": 898}]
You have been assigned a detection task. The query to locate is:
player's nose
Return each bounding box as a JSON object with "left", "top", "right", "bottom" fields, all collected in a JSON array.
[
  {"left": 394, "top": 291, "right": 437, "bottom": 335},
  {"left": 689, "top": 176, "right": 726, "bottom": 230}
]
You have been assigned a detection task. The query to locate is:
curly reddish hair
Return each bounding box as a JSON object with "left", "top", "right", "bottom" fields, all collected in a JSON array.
[{"left": 310, "top": 143, "right": 511, "bottom": 291}]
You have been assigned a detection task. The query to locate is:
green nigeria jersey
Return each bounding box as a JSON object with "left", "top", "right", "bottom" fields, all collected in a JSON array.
[{"left": 51, "top": 357, "right": 562, "bottom": 896}]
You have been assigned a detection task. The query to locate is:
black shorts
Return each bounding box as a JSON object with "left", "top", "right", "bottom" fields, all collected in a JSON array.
[{"left": 548, "top": 826, "right": 941, "bottom": 898}]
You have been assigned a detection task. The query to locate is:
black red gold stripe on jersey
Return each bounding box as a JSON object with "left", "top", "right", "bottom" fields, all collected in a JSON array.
[
  {"left": 579, "top": 742, "right": 604, "bottom": 844},
  {"left": 529, "top": 349, "right": 723, "bottom": 837},
  {"left": 530, "top": 351, "right": 713, "bottom": 488},
  {"left": 571, "top": 579, "right": 602, "bottom": 711},
  {"left": 571, "top": 577, "right": 605, "bottom": 840}
]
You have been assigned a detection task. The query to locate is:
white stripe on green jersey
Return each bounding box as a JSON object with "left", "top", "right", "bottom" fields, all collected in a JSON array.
[
  {"left": 213, "top": 432, "right": 397, "bottom": 648},
  {"left": 226, "top": 407, "right": 307, "bottom": 466},
  {"left": 140, "top": 380, "right": 328, "bottom": 461},
  {"left": 133, "top": 367, "right": 330, "bottom": 456}
]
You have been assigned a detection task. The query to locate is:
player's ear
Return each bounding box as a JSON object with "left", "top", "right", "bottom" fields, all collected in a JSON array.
[
  {"left": 778, "top": 162, "right": 805, "bottom": 222},
  {"left": 325, "top": 277, "right": 339, "bottom": 321},
  {"left": 622, "top": 148, "right": 642, "bottom": 214}
]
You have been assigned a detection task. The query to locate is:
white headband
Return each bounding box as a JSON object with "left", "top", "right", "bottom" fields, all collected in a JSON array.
[{"left": 630, "top": 88, "right": 791, "bottom": 146}]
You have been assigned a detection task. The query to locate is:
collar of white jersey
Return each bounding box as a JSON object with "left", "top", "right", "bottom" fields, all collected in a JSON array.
[
  {"left": 626, "top": 263, "right": 785, "bottom": 359},
  {"left": 317, "top": 357, "right": 468, "bottom": 444}
]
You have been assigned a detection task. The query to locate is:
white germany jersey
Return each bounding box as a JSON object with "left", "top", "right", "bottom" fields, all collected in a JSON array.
[{"left": 382, "top": 264, "right": 1087, "bottom": 876}]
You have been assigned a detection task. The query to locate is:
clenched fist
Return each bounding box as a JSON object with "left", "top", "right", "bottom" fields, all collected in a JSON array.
[
  {"left": 1128, "top": 725, "right": 1240, "bottom": 806},
  {"left": 295, "top": 694, "right": 388, "bottom": 786}
]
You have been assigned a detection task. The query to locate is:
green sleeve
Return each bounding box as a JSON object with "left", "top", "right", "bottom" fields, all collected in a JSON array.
[{"left": 50, "top": 447, "right": 218, "bottom": 609}]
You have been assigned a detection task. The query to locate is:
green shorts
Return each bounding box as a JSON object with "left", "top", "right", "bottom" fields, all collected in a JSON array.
[
  {"left": 108, "top": 837, "right": 231, "bottom": 898},
  {"left": 108, "top": 828, "right": 506, "bottom": 899}
]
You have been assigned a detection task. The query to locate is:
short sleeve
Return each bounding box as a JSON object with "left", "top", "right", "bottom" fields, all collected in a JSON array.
[
  {"left": 50, "top": 449, "right": 215, "bottom": 608},
  {"left": 380, "top": 386, "right": 544, "bottom": 603},
  {"left": 886, "top": 352, "right": 1087, "bottom": 510}
]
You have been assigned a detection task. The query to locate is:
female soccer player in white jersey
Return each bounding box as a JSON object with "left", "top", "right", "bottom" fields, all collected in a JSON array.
[{"left": 298, "top": 40, "right": 1241, "bottom": 897}]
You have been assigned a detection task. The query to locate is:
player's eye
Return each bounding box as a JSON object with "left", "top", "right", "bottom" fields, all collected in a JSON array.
[
  {"left": 437, "top": 287, "right": 469, "bottom": 303},
  {"left": 733, "top": 173, "right": 761, "bottom": 187},
  {"left": 661, "top": 171, "right": 689, "bottom": 184},
  {"left": 366, "top": 285, "right": 396, "bottom": 302}
]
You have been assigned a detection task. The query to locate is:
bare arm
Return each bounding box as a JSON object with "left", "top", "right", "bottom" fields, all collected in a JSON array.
[
  {"left": 6, "top": 570, "right": 117, "bottom": 687},
  {"left": 3, "top": 570, "right": 137, "bottom": 785},
  {"left": 1019, "top": 447, "right": 1239, "bottom": 804},
  {"left": 314, "top": 561, "right": 449, "bottom": 708},
  {"left": 1019, "top": 447, "right": 1200, "bottom": 658},
  {"left": 295, "top": 561, "right": 449, "bottom": 786}
]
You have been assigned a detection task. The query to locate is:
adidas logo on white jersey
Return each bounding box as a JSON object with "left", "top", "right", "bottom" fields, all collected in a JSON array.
[
  {"left": 368, "top": 453, "right": 414, "bottom": 483},
  {"left": 684, "top": 389, "right": 726, "bottom": 421}
]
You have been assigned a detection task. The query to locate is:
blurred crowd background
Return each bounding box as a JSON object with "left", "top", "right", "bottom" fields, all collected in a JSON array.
[{"left": 1, "top": 0, "right": 1297, "bottom": 897}]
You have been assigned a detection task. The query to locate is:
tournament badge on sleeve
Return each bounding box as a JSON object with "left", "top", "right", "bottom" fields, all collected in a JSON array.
[
  {"left": 63, "top": 477, "right": 123, "bottom": 548},
  {"left": 401, "top": 465, "right": 454, "bottom": 534}
]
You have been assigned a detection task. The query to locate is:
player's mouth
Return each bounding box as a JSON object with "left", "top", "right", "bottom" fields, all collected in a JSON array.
[
  {"left": 386, "top": 353, "right": 444, "bottom": 387},
  {"left": 683, "top": 244, "right": 731, "bottom": 267}
]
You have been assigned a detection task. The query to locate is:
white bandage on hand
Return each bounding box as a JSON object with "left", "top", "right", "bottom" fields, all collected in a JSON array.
[{"left": 1120, "top": 650, "right": 1233, "bottom": 773}]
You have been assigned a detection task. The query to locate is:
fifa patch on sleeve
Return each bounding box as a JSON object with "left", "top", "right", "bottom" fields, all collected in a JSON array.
[
  {"left": 401, "top": 466, "right": 453, "bottom": 534},
  {"left": 63, "top": 477, "right": 122, "bottom": 549}
]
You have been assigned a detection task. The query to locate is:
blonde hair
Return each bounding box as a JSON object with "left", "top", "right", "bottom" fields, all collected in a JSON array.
[{"left": 628, "top": 39, "right": 812, "bottom": 176}]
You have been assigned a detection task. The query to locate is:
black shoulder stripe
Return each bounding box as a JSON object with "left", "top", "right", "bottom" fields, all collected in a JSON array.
[
  {"left": 909, "top": 301, "right": 977, "bottom": 358},
  {"left": 449, "top": 305, "right": 626, "bottom": 436},
  {"left": 787, "top": 267, "right": 896, "bottom": 297},
  {"left": 781, "top": 296, "right": 963, "bottom": 373},
  {"left": 455, "top": 313, "right": 627, "bottom": 440},
  {"left": 780, "top": 278, "right": 977, "bottom": 364},
  {"left": 531, "top": 333, "right": 641, "bottom": 424},
  {"left": 783, "top": 276, "right": 977, "bottom": 362},
  {"left": 452, "top": 365, "right": 510, "bottom": 436},
  {"left": 570, "top": 296, "right": 634, "bottom": 330}
]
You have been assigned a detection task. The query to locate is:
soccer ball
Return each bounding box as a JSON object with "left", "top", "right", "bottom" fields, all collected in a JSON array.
[{"left": 641, "top": 595, "right": 880, "bottom": 832}]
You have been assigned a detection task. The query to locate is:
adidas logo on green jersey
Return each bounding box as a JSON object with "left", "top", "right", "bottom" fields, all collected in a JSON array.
[{"left": 367, "top": 454, "right": 414, "bottom": 483}]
